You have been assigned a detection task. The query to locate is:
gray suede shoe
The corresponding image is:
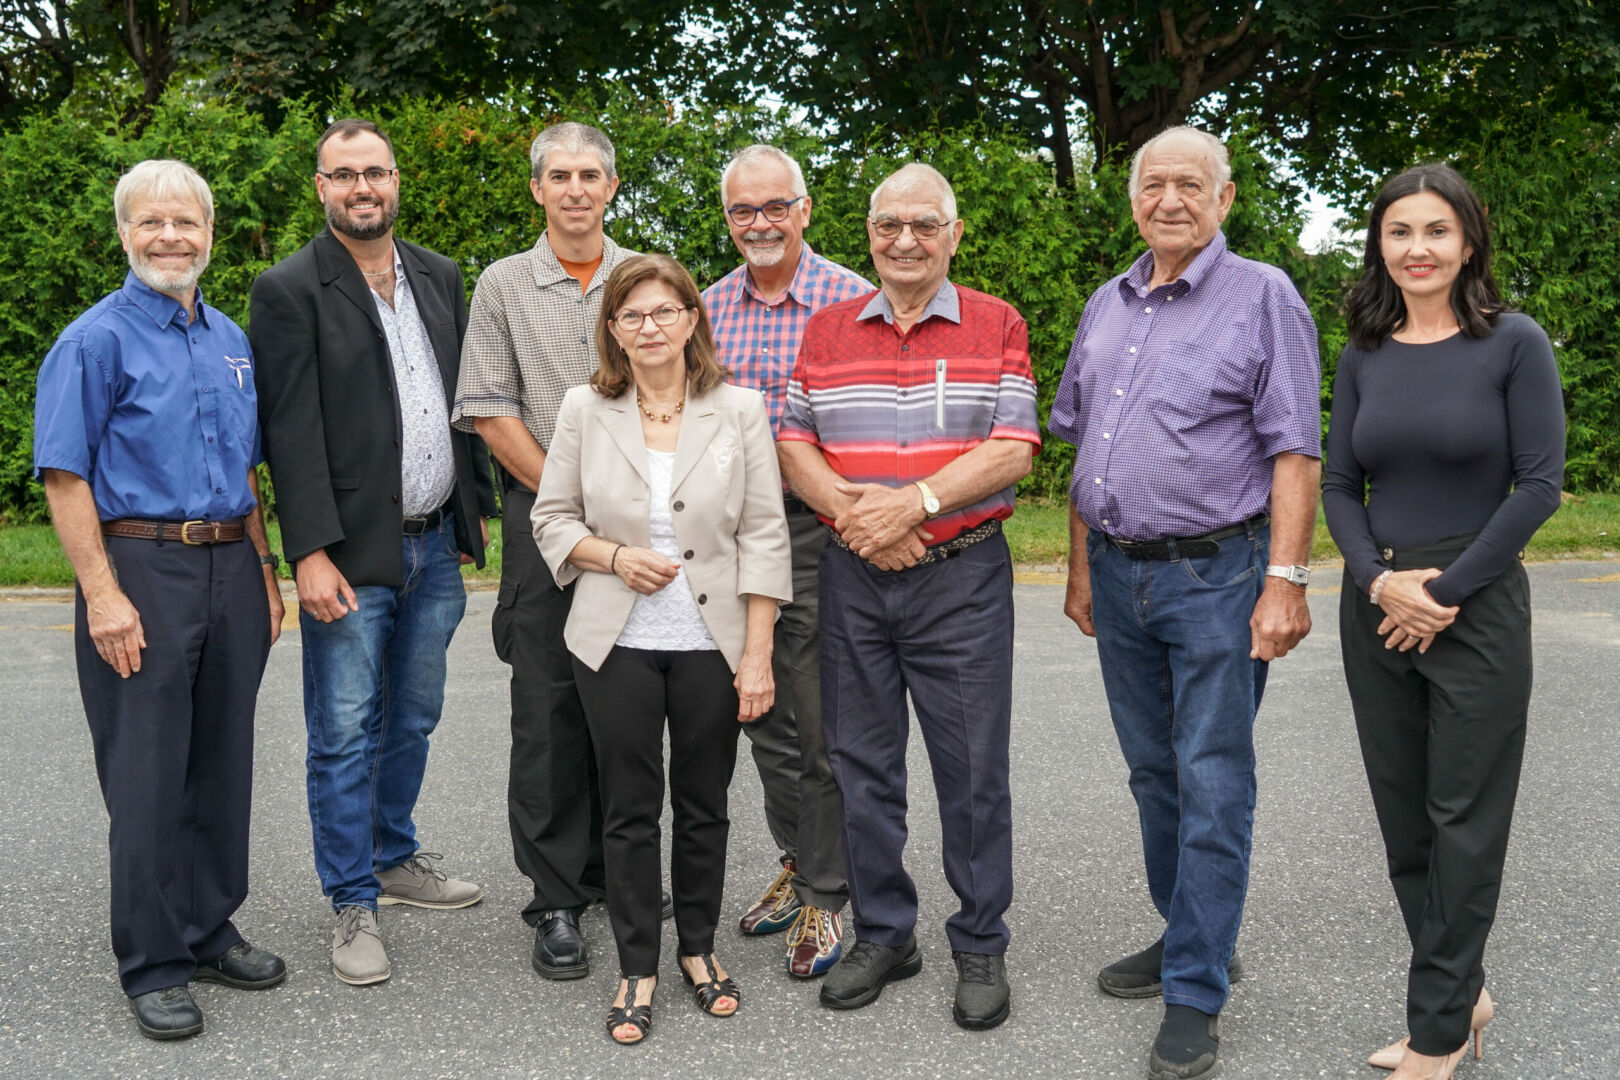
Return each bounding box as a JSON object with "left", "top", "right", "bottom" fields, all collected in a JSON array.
[
  {"left": 376, "top": 852, "right": 485, "bottom": 909},
  {"left": 332, "top": 906, "right": 390, "bottom": 986}
]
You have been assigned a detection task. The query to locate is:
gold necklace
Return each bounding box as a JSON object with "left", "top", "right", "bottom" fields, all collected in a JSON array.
[{"left": 636, "top": 391, "right": 685, "bottom": 424}]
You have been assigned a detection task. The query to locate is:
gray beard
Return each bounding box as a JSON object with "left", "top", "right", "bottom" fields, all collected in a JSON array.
[
  {"left": 742, "top": 230, "right": 787, "bottom": 267},
  {"left": 128, "top": 249, "right": 208, "bottom": 298}
]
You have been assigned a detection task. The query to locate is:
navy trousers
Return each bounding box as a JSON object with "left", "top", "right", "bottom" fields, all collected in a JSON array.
[
  {"left": 75, "top": 535, "right": 270, "bottom": 996},
  {"left": 819, "top": 530, "right": 1015, "bottom": 955}
]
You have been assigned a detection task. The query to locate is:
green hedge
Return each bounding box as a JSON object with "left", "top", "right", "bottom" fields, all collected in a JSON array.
[{"left": 2, "top": 91, "right": 1615, "bottom": 521}]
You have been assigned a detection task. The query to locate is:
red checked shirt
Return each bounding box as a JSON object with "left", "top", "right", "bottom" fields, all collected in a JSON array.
[
  {"left": 778, "top": 281, "right": 1042, "bottom": 544},
  {"left": 703, "top": 244, "right": 872, "bottom": 434}
]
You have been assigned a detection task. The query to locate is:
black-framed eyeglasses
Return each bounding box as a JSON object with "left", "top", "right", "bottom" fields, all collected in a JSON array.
[
  {"left": 725, "top": 196, "right": 805, "bottom": 227},
  {"left": 612, "top": 304, "right": 691, "bottom": 331},
  {"left": 318, "top": 167, "right": 397, "bottom": 189},
  {"left": 870, "top": 217, "right": 953, "bottom": 240}
]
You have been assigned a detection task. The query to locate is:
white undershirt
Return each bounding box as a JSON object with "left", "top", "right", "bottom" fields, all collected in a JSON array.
[{"left": 615, "top": 449, "right": 717, "bottom": 652}]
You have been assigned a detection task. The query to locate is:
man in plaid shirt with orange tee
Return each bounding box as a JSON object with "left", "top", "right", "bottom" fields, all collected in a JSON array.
[{"left": 702, "top": 145, "right": 871, "bottom": 979}]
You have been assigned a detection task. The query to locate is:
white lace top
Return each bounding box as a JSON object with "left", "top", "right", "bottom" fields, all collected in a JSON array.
[{"left": 615, "top": 449, "right": 719, "bottom": 652}]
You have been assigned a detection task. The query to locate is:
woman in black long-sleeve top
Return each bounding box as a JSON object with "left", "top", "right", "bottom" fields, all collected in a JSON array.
[{"left": 1322, "top": 164, "right": 1565, "bottom": 1080}]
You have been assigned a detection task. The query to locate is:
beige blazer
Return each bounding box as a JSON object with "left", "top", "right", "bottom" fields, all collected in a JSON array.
[{"left": 532, "top": 381, "right": 792, "bottom": 672}]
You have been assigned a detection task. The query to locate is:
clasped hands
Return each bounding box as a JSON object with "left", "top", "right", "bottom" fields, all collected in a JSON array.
[
  {"left": 833, "top": 481, "right": 934, "bottom": 571},
  {"left": 1375, "top": 567, "right": 1459, "bottom": 653}
]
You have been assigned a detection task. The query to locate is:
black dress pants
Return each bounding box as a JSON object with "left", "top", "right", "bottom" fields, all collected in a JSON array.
[
  {"left": 572, "top": 647, "right": 741, "bottom": 975},
  {"left": 1339, "top": 538, "right": 1531, "bottom": 1057},
  {"left": 76, "top": 536, "right": 270, "bottom": 996},
  {"left": 495, "top": 487, "right": 605, "bottom": 921}
]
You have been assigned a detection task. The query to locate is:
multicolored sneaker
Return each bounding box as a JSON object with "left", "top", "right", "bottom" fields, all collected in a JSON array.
[
  {"left": 738, "top": 859, "right": 803, "bottom": 935},
  {"left": 785, "top": 905, "right": 843, "bottom": 977}
]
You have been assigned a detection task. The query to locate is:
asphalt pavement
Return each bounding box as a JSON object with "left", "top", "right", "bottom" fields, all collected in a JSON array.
[{"left": 1, "top": 561, "right": 1617, "bottom": 1079}]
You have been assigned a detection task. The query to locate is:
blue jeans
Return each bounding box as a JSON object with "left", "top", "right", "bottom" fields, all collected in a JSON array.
[
  {"left": 301, "top": 511, "right": 468, "bottom": 911},
  {"left": 1085, "top": 522, "right": 1270, "bottom": 1014}
]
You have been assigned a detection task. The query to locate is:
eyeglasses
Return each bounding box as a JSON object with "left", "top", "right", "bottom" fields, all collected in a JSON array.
[
  {"left": 870, "top": 217, "right": 953, "bottom": 240},
  {"left": 725, "top": 197, "right": 805, "bottom": 227},
  {"left": 127, "top": 218, "right": 207, "bottom": 237},
  {"left": 318, "top": 167, "right": 397, "bottom": 188},
  {"left": 612, "top": 304, "right": 691, "bottom": 331}
]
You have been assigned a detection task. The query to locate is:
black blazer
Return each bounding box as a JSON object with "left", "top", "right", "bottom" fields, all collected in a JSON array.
[{"left": 250, "top": 229, "right": 497, "bottom": 586}]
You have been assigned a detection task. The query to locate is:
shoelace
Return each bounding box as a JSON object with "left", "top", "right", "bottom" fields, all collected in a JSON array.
[
  {"left": 155, "top": 986, "right": 190, "bottom": 1006},
  {"left": 786, "top": 907, "right": 836, "bottom": 951},
  {"left": 955, "top": 952, "right": 998, "bottom": 985},
  {"left": 755, "top": 865, "right": 795, "bottom": 908},
  {"left": 840, "top": 940, "right": 895, "bottom": 971},
  {"left": 398, "top": 852, "right": 450, "bottom": 882},
  {"left": 336, "top": 906, "right": 376, "bottom": 946}
]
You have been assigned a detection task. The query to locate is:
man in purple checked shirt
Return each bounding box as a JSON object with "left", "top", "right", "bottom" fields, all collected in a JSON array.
[{"left": 1049, "top": 126, "right": 1321, "bottom": 1080}]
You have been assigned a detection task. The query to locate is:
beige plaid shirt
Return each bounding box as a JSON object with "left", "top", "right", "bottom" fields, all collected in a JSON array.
[{"left": 452, "top": 232, "right": 638, "bottom": 451}]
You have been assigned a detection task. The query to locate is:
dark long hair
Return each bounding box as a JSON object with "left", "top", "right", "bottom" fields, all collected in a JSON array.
[
  {"left": 1345, "top": 164, "right": 1505, "bottom": 350},
  {"left": 591, "top": 254, "right": 730, "bottom": 398}
]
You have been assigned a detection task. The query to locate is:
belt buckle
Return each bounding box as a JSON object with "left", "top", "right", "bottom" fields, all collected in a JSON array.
[{"left": 181, "top": 519, "right": 208, "bottom": 545}]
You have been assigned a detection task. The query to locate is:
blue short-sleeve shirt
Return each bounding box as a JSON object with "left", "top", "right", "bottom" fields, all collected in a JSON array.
[{"left": 33, "top": 272, "right": 261, "bottom": 520}]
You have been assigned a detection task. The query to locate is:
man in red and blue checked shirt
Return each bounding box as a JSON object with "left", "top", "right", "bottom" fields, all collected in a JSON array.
[
  {"left": 703, "top": 145, "right": 872, "bottom": 980},
  {"left": 778, "top": 162, "right": 1040, "bottom": 1031},
  {"left": 1050, "top": 126, "right": 1321, "bottom": 1080}
]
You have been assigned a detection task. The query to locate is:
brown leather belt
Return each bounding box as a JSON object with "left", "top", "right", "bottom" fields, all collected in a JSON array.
[{"left": 102, "top": 517, "right": 246, "bottom": 544}]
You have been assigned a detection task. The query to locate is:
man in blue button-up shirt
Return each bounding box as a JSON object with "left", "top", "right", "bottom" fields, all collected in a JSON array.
[{"left": 33, "top": 160, "right": 287, "bottom": 1041}]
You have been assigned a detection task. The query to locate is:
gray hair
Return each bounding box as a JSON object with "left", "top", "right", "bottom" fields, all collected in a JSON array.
[
  {"left": 530, "top": 122, "right": 616, "bottom": 182},
  {"left": 1128, "top": 126, "right": 1232, "bottom": 201},
  {"left": 720, "top": 144, "right": 808, "bottom": 204},
  {"left": 868, "top": 162, "right": 957, "bottom": 221},
  {"left": 114, "top": 159, "right": 214, "bottom": 228}
]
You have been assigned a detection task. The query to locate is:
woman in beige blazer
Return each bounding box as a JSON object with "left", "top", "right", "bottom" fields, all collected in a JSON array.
[{"left": 532, "top": 254, "right": 791, "bottom": 1044}]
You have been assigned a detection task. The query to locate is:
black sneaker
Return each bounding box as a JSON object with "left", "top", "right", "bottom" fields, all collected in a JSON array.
[
  {"left": 1147, "top": 1004, "right": 1220, "bottom": 1080},
  {"left": 818, "top": 934, "right": 922, "bottom": 1010},
  {"left": 952, "top": 952, "right": 1010, "bottom": 1030},
  {"left": 1098, "top": 937, "right": 1244, "bottom": 999}
]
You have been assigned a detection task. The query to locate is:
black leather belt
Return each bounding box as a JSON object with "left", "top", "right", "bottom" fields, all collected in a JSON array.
[
  {"left": 1106, "top": 514, "right": 1268, "bottom": 560},
  {"left": 403, "top": 504, "right": 449, "bottom": 536},
  {"left": 102, "top": 517, "right": 245, "bottom": 544},
  {"left": 784, "top": 493, "right": 812, "bottom": 516}
]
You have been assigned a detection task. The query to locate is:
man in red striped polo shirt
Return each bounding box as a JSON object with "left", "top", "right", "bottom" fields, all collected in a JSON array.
[{"left": 777, "top": 162, "right": 1040, "bottom": 1030}]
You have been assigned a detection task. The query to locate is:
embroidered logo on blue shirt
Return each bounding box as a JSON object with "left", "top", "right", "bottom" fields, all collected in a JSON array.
[{"left": 225, "top": 356, "right": 252, "bottom": 388}]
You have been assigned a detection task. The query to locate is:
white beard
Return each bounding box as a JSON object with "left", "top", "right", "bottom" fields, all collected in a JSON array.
[
  {"left": 742, "top": 229, "right": 787, "bottom": 268},
  {"left": 128, "top": 247, "right": 209, "bottom": 297}
]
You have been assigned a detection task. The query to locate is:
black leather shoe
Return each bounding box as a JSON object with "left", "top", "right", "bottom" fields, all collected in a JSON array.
[
  {"left": 193, "top": 940, "right": 287, "bottom": 990},
  {"left": 129, "top": 986, "right": 203, "bottom": 1040},
  {"left": 661, "top": 889, "right": 674, "bottom": 921},
  {"left": 1148, "top": 1004, "right": 1220, "bottom": 1079},
  {"left": 1097, "top": 937, "right": 1244, "bottom": 999},
  {"left": 952, "top": 952, "right": 1010, "bottom": 1030},
  {"left": 819, "top": 933, "right": 922, "bottom": 1010},
  {"left": 532, "top": 907, "right": 589, "bottom": 980}
]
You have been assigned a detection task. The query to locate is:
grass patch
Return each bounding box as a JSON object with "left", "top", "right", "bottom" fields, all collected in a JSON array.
[{"left": 5, "top": 495, "right": 1617, "bottom": 588}]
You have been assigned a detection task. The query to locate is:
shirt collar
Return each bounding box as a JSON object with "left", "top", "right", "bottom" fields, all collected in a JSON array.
[
  {"left": 1120, "top": 229, "right": 1230, "bottom": 299},
  {"left": 121, "top": 270, "right": 209, "bottom": 329},
  {"left": 857, "top": 279, "right": 960, "bottom": 325},
  {"left": 738, "top": 243, "right": 821, "bottom": 307},
  {"left": 531, "top": 231, "right": 622, "bottom": 290}
]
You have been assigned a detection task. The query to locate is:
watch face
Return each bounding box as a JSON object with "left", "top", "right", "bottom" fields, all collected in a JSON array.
[{"left": 924, "top": 497, "right": 940, "bottom": 514}]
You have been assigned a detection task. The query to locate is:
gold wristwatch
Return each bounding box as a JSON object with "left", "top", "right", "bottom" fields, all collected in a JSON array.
[{"left": 915, "top": 480, "right": 941, "bottom": 518}]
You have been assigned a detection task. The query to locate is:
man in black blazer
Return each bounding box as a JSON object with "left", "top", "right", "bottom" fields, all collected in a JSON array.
[{"left": 250, "top": 118, "right": 497, "bottom": 988}]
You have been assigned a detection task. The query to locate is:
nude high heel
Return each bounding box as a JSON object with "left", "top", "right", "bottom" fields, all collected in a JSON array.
[{"left": 1367, "top": 987, "right": 1494, "bottom": 1069}]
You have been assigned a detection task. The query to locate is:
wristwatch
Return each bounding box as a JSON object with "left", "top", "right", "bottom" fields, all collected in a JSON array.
[
  {"left": 259, "top": 553, "right": 281, "bottom": 572},
  {"left": 1265, "top": 564, "right": 1310, "bottom": 586},
  {"left": 915, "top": 480, "right": 941, "bottom": 518}
]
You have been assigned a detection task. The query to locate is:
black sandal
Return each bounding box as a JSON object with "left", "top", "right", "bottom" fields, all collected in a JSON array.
[
  {"left": 681, "top": 953, "right": 740, "bottom": 1017},
  {"left": 606, "top": 974, "right": 655, "bottom": 1044}
]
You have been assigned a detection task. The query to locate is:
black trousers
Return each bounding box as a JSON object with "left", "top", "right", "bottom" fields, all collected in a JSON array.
[
  {"left": 739, "top": 505, "right": 849, "bottom": 909},
  {"left": 572, "top": 647, "right": 741, "bottom": 975},
  {"left": 495, "top": 487, "right": 605, "bottom": 920},
  {"left": 1339, "top": 538, "right": 1532, "bottom": 1056},
  {"left": 76, "top": 536, "right": 270, "bottom": 996}
]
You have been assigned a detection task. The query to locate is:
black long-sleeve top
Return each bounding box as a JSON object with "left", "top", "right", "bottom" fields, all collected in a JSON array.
[{"left": 1322, "top": 312, "right": 1565, "bottom": 607}]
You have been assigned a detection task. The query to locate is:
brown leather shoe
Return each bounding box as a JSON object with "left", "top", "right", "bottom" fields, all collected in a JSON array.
[{"left": 738, "top": 859, "right": 802, "bottom": 934}]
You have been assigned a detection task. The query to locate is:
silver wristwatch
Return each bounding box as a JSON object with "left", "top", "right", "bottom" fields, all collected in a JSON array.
[{"left": 1265, "top": 564, "right": 1310, "bottom": 586}]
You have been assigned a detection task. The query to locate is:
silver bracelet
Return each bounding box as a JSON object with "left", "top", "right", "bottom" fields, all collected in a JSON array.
[{"left": 1369, "top": 569, "right": 1393, "bottom": 606}]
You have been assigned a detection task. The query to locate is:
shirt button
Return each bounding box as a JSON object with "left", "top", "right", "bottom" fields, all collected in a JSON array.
[
  {"left": 1102, "top": 433, "right": 1111, "bottom": 439},
  {"left": 900, "top": 440, "right": 908, "bottom": 448},
  {"left": 391, "top": 494, "right": 400, "bottom": 504},
  {"left": 683, "top": 549, "right": 694, "bottom": 560},
  {"left": 902, "top": 344, "right": 910, "bottom": 352},
  {"left": 1144, "top": 306, "right": 1153, "bottom": 313},
  {"left": 215, "top": 486, "right": 224, "bottom": 493},
  {"left": 1102, "top": 518, "right": 1110, "bottom": 526},
  {"left": 1094, "top": 477, "right": 1102, "bottom": 484},
  {"left": 207, "top": 436, "right": 215, "bottom": 443},
  {"left": 1115, "top": 389, "right": 1123, "bottom": 396},
  {"left": 1128, "top": 346, "right": 1137, "bottom": 353},
  {"left": 697, "top": 594, "right": 707, "bottom": 604},
  {"left": 580, "top": 336, "right": 587, "bottom": 344},
  {"left": 672, "top": 500, "right": 684, "bottom": 512}
]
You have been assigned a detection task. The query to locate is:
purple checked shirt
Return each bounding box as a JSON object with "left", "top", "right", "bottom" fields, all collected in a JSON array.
[
  {"left": 1048, "top": 231, "right": 1321, "bottom": 541},
  {"left": 703, "top": 243, "right": 872, "bottom": 434}
]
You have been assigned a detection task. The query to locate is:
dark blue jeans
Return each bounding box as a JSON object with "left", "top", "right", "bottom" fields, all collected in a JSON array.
[
  {"left": 1086, "top": 522, "right": 1270, "bottom": 1014},
  {"left": 300, "top": 511, "right": 468, "bottom": 911},
  {"left": 820, "top": 530, "right": 1015, "bottom": 956}
]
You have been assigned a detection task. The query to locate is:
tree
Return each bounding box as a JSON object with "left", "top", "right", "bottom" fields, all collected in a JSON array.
[{"left": 723, "top": 1, "right": 1620, "bottom": 187}]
